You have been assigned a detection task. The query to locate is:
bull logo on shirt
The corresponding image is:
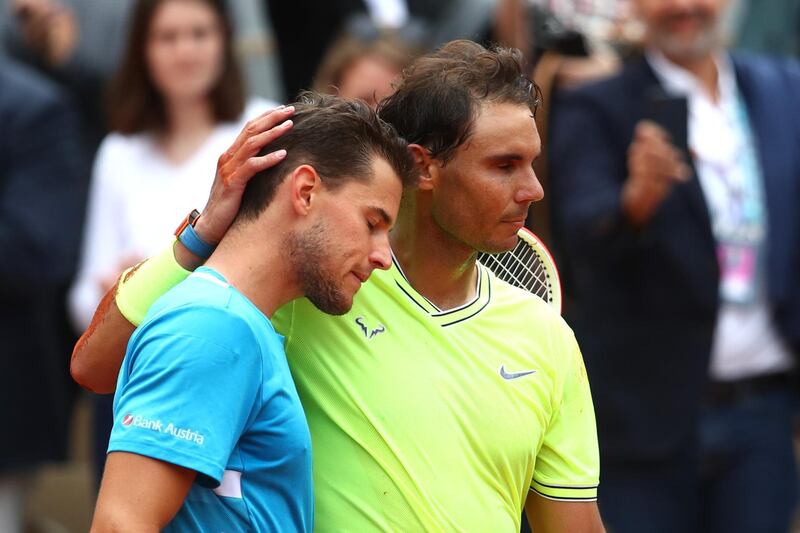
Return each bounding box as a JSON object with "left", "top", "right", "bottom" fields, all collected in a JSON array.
[{"left": 355, "top": 316, "right": 386, "bottom": 339}]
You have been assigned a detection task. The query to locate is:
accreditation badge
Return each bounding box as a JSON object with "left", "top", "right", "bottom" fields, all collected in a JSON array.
[{"left": 716, "top": 241, "right": 758, "bottom": 304}]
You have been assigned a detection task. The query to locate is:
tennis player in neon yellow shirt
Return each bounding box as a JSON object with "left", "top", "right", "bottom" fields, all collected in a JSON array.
[
  {"left": 72, "top": 40, "right": 602, "bottom": 532},
  {"left": 271, "top": 259, "right": 597, "bottom": 531}
]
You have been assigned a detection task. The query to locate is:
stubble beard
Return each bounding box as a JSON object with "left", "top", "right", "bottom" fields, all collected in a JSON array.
[
  {"left": 285, "top": 221, "right": 352, "bottom": 316},
  {"left": 652, "top": 11, "right": 723, "bottom": 61}
]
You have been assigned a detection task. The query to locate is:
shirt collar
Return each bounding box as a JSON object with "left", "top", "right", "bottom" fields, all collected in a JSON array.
[
  {"left": 388, "top": 251, "right": 493, "bottom": 327},
  {"left": 645, "top": 47, "right": 737, "bottom": 107}
]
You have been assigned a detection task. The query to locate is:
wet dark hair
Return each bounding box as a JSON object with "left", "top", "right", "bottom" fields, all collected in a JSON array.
[
  {"left": 378, "top": 39, "right": 541, "bottom": 164},
  {"left": 235, "top": 92, "right": 415, "bottom": 222},
  {"left": 107, "top": 0, "right": 244, "bottom": 134}
]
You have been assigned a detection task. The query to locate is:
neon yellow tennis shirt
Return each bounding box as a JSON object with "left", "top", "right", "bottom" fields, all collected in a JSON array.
[{"left": 272, "top": 259, "right": 599, "bottom": 531}]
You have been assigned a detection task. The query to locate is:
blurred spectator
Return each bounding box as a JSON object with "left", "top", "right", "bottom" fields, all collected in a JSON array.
[
  {"left": 495, "top": 0, "right": 641, "bottom": 69},
  {"left": 68, "top": 0, "right": 274, "bottom": 482},
  {"left": 0, "top": 54, "right": 85, "bottom": 533},
  {"left": 313, "top": 27, "right": 420, "bottom": 108},
  {"left": 1, "top": 0, "right": 134, "bottom": 153},
  {"left": 550, "top": 0, "right": 800, "bottom": 531},
  {"left": 264, "top": 0, "right": 481, "bottom": 99},
  {"left": 3, "top": 8, "right": 134, "bottom": 471},
  {"left": 1, "top": 4, "right": 134, "bottom": 444}
]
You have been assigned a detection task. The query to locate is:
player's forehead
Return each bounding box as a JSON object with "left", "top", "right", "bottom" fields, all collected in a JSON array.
[{"left": 461, "top": 102, "right": 541, "bottom": 161}]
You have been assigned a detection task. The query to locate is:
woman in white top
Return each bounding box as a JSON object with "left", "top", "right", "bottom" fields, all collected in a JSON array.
[
  {"left": 69, "top": 0, "right": 274, "bottom": 485},
  {"left": 70, "top": 0, "right": 273, "bottom": 330}
]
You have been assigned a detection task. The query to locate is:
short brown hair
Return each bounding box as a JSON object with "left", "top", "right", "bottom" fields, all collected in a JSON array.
[
  {"left": 235, "top": 92, "right": 415, "bottom": 222},
  {"left": 106, "top": 0, "right": 244, "bottom": 134},
  {"left": 379, "top": 40, "right": 541, "bottom": 164}
]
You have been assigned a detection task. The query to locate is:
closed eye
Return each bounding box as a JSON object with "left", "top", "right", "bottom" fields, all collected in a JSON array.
[{"left": 364, "top": 206, "right": 394, "bottom": 230}]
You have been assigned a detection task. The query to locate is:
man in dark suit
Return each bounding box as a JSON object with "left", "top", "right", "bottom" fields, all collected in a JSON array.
[
  {"left": 549, "top": 0, "right": 800, "bottom": 532},
  {"left": 0, "top": 55, "right": 85, "bottom": 531}
]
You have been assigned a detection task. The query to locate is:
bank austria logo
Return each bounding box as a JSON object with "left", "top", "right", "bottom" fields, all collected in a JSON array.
[{"left": 121, "top": 413, "right": 205, "bottom": 445}]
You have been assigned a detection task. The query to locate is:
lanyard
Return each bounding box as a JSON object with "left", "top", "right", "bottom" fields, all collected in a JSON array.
[{"left": 693, "top": 93, "right": 765, "bottom": 245}]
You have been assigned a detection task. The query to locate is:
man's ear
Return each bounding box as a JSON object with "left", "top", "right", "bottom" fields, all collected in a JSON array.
[
  {"left": 288, "top": 164, "right": 322, "bottom": 216},
  {"left": 407, "top": 144, "right": 439, "bottom": 191}
]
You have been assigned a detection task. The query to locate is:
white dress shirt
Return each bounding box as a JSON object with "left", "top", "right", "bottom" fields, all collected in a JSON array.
[{"left": 647, "top": 48, "right": 793, "bottom": 380}]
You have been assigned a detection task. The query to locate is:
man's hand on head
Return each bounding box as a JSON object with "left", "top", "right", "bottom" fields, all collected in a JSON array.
[{"left": 194, "top": 105, "right": 295, "bottom": 244}]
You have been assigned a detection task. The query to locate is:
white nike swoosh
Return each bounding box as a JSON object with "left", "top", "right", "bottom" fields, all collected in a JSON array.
[{"left": 499, "top": 365, "right": 537, "bottom": 380}]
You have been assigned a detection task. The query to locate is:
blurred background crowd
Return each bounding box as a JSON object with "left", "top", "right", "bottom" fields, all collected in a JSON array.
[{"left": 0, "top": 0, "right": 798, "bottom": 531}]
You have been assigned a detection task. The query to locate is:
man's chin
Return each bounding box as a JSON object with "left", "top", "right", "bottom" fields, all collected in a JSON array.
[
  {"left": 322, "top": 306, "right": 351, "bottom": 316},
  {"left": 477, "top": 237, "right": 518, "bottom": 255},
  {"left": 654, "top": 29, "right": 720, "bottom": 60},
  {"left": 307, "top": 292, "right": 353, "bottom": 316}
]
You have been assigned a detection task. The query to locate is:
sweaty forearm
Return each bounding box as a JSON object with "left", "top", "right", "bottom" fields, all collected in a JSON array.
[
  {"left": 71, "top": 282, "right": 135, "bottom": 393},
  {"left": 71, "top": 241, "right": 196, "bottom": 392}
]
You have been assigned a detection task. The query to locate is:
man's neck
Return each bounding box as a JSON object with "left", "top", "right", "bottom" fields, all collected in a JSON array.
[
  {"left": 390, "top": 203, "right": 479, "bottom": 311},
  {"left": 662, "top": 49, "right": 721, "bottom": 103},
  {"left": 205, "top": 221, "right": 299, "bottom": 318}
]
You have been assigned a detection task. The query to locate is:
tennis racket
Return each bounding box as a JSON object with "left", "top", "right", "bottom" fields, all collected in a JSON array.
[{"left": 477, "top": 228, "right": 562, "bottom": 314}]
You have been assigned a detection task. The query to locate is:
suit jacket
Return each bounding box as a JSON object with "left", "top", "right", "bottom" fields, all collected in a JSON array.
[
  {"left": 0, "top": 57, "right": 86, "bottom": 471},
  {"left": 549, "top": 53, "right": 800, "bottom": 461}
]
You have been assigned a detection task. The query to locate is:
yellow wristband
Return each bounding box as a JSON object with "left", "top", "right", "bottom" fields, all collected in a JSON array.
[{"left": 115, "top": 240, "right": 191, "bottom": 326}]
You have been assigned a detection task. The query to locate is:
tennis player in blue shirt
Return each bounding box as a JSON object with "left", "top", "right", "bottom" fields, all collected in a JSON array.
[{"left": 89, "top": 94, "right": 414, "bottom": 532}]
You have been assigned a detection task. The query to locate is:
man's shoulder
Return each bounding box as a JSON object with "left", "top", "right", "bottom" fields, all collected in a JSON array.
[
  {"left": 488, "top": 276, "right": 575, "bottom": 341},
  {"left": 560, "top": 56, "right": 651, "bottom": 104},
  {"left": 490, "top": 275, "right": 556, "bottom": 314},
  {"left": 552, "top": 56, "right": 653, "bottom": 133},
  {"left": 732, "top": 51, "right": 800, "bottom": 89},
  {"left": 150, "top": 272, "right": 233, "bottom": 314},
  {"left": 0, "top": 57, "right": 59, "bottom": 103},
  {"left": 0, "top": 57, "right": 70, "bottom": 126},
  {"left": 138, "top": 273, "right": 273, "bottom": 353}
]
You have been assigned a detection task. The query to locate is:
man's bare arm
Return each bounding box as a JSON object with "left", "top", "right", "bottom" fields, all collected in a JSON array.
[
  {"left": 91, "top": 452, "right": 196, "bottom": 532},
  {"left": 69, "top": 241, "right": 207, "bottom": 393},
  {"left": 71, "top": 279, "right": 136, "bottom": 393},
  {"left": 525, "top": 492, "right": 605, "bottom": 533},
  {"left": 70, "top": 105, "right": 295, "bottom": 393}
]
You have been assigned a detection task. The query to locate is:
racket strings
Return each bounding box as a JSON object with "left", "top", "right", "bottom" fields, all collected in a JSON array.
[
  {"left": 506, "top": 242, "right": 547, "bottom": 287},
  {"left": 488, "top": 244, "right": 542, "bottom": 288},
  {"left": 478, "top": 239, "right": 552, "bottom": 302}
]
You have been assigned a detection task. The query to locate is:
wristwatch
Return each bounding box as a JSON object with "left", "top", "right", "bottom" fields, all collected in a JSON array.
[{"left": 174, "top": 209, "right": 216, "bottom": 259}]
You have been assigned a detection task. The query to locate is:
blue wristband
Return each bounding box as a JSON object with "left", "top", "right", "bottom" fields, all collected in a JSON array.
[{"left": 178, "top": 221, "right": 216, "bottom": 259}]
